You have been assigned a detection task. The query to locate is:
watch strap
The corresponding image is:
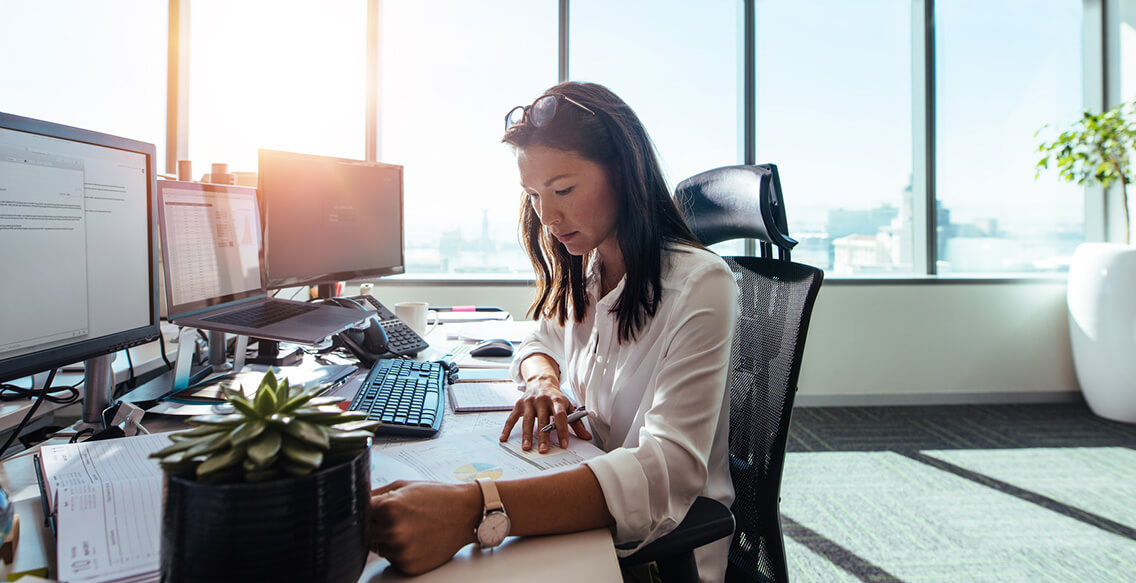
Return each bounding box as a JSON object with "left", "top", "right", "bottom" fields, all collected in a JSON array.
[{"left": 475, "top": 477, "right": 504, "bottom": 512}]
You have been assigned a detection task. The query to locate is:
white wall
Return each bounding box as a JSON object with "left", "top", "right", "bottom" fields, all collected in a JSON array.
[{"left": 364, "top": 279, "right": 1079, "bottom": 406}]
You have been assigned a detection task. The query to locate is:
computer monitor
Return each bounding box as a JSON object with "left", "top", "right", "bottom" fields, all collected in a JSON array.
[
  {"left": 0, "top": 112, "right": 159, "bottom": 425},
  {"left": 258, "top": 149, "right": 404, "bottom": 292}
]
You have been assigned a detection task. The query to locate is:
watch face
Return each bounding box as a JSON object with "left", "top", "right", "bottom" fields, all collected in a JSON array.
[{"left": 477, "top": 511, "right": 511, "bottom": 548}]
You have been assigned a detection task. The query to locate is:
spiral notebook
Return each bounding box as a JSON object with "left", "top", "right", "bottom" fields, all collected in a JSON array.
[{"left": 447, "top": 381, "right": 523, "bottom": 412}]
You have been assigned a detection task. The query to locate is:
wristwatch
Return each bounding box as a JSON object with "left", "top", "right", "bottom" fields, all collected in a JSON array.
[{"left": 474, "top": 477, "right": 511, "bottom": 549}]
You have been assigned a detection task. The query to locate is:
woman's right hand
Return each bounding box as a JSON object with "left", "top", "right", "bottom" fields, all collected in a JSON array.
[{"left": 500, "top": 360, "right": 591, "bottom": 452}]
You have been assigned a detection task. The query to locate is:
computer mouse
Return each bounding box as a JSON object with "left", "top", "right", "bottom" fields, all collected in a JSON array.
[{"left": 470, "top": 338, "right": 514, "bottom": 357}]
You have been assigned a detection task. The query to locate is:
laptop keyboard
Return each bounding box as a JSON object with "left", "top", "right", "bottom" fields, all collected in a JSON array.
[
  {"left": 203, "top": 300, "right": 318, "bottom": 327},
  {"left": 349, "top": 358, "right": 445, "bottom": 437}
]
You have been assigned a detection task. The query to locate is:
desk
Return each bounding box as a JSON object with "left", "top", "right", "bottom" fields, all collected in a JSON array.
[{"left": 0, "top": 325, "right": 621, "bottom": 582}]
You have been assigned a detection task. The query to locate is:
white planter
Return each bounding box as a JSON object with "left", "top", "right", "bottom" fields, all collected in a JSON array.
[{"left": 1067, "top": 242, "right": 1136, "bottom": 423}]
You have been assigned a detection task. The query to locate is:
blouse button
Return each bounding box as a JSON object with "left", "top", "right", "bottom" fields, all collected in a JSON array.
[{"left": 595, "top": 355, "right": 604, "bottom": 364}]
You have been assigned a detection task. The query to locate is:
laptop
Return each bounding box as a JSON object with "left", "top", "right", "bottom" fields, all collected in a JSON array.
[{"left": 157, "top": 180, "right": 368, "bottom": 344}]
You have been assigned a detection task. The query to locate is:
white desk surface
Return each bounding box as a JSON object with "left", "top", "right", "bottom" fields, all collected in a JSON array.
[{"left": 0, "top": 323, "right": 621, "bottom": 582}]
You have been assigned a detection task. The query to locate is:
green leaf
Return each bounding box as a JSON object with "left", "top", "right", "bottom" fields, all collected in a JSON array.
[
  {"left": 306, "top": 396, "right": 348, "bottom": 407},
  {"left": 184, "top": 431, "right": 232, "bottom": 457},
  {"left": 229, "top": 418, "right": 267, "bottom": 447},
  {"left": 330, "top": 419, "right": 381, "bottom": 433},
  {"left": 280, "top": 440, "right": 323, "bottom": 469},
  {"left": 177, "top": 425, "right": 229, "bottom": 439},
  {"left": 226, "top": 394, "right": 260, "bottom": 418},
  {"left": 292, "top": 406, "right": 351, "bottom": 423},
  {"left": 278, "top": 387, "right": 323, "bottom": 413},
  {"left": 254, "top": 382, "right": 279, "bottom": 416},
  {"left": 247, "top": 429, "right": 283, "bottom": 466},
  {"left": 328, "top": 429, "right": 378, "bottom": 442},
  {"left": 186, "top": 414, "right": 245, "bottom": 428},
  {"left": 279, "top": 418, "right": 331, "bottom": 450},
  {"left": 261, "top": 369, "right": 279, "bottom": 392},
  {"left": 151, "top": 438, "right": 199, "bottom": 458},
  {"left": 278, "top": 457, "right": 316, "bottom": 477},
  {"left": 196, "top": 446, "right": 245, "bottom": 478},
  {"left": 277, "top": 378, "right": 291, "bottom": 403}
]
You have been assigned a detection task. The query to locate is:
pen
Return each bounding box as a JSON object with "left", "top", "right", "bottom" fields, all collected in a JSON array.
[
  {"left": 433, "top": 306, "right": 507, "bottom": 312},
  {"left": 540, "top": 406, "right": 588, "bottom": 433}
]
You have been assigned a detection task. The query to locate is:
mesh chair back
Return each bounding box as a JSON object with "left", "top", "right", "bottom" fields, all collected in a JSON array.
[
  {"left": 674, "top": 164, "right": 824, "bottom": 582},
  {"left": 724, "top": 256, "right": 822, "bottom": 582}
]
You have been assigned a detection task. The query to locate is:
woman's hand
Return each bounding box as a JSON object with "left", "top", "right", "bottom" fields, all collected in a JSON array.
[
  {"left": 500, "top": 363, "right": 591, "bottom": 453},
  {"left": 369, "top": 480, "right": 481, "bottom": 575}
]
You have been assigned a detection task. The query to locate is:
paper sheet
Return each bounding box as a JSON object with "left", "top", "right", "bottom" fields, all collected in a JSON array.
[
  {"left": 448, "top": 382, "right": 522, "bottom": 412},
  {"left": 369, "top": 431, "right": 604, "bottom": 489},
  {"left": 40, "top": 432, "right": 172, "bottom": 582}
]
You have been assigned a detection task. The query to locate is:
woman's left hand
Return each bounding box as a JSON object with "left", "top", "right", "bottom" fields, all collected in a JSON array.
[{"left": 369, "top": 480, "right": 482, "bottom": 575}]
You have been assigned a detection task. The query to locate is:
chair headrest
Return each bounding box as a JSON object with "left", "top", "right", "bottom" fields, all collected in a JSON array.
[{"left": 674, "top": 164, "right": 797, "bottom": 250}]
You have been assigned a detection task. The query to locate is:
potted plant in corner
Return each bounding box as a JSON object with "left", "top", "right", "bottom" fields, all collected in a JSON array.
[
  {"left": 1037, "top": 98, "right": 1136, "bottom": 423},
  {"left": 150, "top": 370, "right": 379, "bottom": 582}
]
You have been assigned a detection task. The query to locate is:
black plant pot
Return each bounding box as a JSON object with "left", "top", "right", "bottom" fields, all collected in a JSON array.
[{"left": 160, "top": 448, "right": 370, "bottom": 583}]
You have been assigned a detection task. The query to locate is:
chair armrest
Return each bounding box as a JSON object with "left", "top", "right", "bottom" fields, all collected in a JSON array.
[{"left": 618, "top": 496, "right": 735, "bottom": 565}]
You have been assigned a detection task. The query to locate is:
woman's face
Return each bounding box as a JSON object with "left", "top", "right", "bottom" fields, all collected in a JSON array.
[{"left": 518, "top": 145, "right": 620, "bottom": 258}]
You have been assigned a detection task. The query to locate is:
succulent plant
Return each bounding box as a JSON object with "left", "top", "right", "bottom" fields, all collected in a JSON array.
[{"left": 150, "top": 370, "right": 379, "bottom": 484}]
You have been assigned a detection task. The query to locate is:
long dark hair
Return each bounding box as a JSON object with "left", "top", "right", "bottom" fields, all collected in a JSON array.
[{"left": 502, "top": 81, "right": 701, "bottom": 343}]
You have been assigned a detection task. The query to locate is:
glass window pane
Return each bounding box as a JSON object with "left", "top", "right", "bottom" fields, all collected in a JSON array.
[
  {"left": 188, "top": 0, "right": 366, "bottom": 179},
  {"left": 756, "top": 0, "right": 914, "bottom": 275},
  {"left": 571, "top": 0, "right": 743, "bottom": 255},
  {"left": 0, "top": 0, "right": 167, "bottom": 168},
  {"left": 935, "top": 0, "right": 1083, "bottom": 274},
  {"left": 381, "top": 0, "right": 558, "bottom": 275}
]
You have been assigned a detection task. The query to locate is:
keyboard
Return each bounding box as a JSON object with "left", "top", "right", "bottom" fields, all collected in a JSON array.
[
  {"left": 204, "top": 300, "right": 317, "bottom": 327},
  {"left": 380, "top": 318, "right": 431, "bottom": 356},
  {"left": 349, "top": 358, "right": 446, "bottom": 437}
]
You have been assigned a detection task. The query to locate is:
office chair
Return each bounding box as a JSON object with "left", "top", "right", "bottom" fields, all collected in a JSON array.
[{"left": 618, "top": 164, "right": 824, "bottom": 583}]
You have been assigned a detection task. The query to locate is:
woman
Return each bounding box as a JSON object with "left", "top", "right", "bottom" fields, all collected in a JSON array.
[{"left": 369, "top": 82, "right": 737, "bottom": 582}]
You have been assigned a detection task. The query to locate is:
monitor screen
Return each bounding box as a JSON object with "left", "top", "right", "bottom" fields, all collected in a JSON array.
[
  {"left": 157, "top": 181, "right": 263, "bottom": 318},
  {"left": 258, "top": 149, "right": 404, "bottom": 289},
  {"left": 0, "top": 112, "right": 159, "bottom": 383}
]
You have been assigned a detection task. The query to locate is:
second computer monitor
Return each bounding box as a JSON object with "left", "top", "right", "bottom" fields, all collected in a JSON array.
[{"left": 258, "top": 149, "right": 405, "bottom": 290}]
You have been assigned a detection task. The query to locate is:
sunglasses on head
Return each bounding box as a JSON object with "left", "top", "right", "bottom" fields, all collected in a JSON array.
[{"left": 505, "top": 94, "right": 596, "bottom": 131}]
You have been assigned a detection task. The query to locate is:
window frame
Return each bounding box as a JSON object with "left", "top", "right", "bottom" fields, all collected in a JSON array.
[{"left": 163, "top": 0, "right": 1110, "bottom": 283}]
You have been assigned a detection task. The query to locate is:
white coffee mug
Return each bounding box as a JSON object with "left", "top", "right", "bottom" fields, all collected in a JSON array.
[{"left": 394, "top": 301, "right": 439, "bottom": 336}]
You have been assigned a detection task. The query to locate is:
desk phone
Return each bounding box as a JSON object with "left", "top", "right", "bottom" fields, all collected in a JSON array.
[{"left": 348, "top": 295, "right": 430, "bottom": 356}]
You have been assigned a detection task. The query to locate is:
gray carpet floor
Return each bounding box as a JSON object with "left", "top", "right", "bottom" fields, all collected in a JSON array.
[{"left": 778, "top": 403, "right": 1136, "bottom": 582}]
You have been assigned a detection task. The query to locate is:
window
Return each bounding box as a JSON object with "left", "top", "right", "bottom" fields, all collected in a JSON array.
[
  {"left": 935, "top": 0, "right": 1083, "bottom": 274},
  {"left": 755, "top": 0, "right": 914, "bottom": 275},
  {"left": 571, "top": 0, "right": 743, "bottom": 255},
  {"left": 187, "top": 0, "right": 366, "bottom": 179},
  {"left": 0, "top": 0, "right": 167, "bottom": 167},
  {"left": 380, "top": 0, "right": 558, "bottom": 275}
]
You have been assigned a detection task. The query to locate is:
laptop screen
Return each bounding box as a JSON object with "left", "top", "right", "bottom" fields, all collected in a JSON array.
[{"left": 157, "top": 180, "right": 264, "bottom": 318}]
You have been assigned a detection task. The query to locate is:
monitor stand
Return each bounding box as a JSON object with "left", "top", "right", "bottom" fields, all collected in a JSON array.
[
  {"left": 246, "top": 339, "right": 303, "bottom": 366},
  {"left": 81, "top": 353, "right": 116, "bottom": 430}
]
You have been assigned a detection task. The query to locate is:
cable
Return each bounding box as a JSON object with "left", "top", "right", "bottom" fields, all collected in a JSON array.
[
  {"left": 158, "top": 332, "right": 174, "bottom": 370},
  {"left": 125, "top": 348, "right": 136, "bottom": 389},
  {"left": 69, "top": 427, "right": 95, "bottom": 444},
  {"left": 0, "top": 369, "right": 56, "bottom": 459},
  {"left": 0, "top": 374, "right": 80, "bottom": 404}
]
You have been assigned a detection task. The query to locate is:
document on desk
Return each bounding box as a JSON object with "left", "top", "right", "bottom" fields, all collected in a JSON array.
[
  {"left": 38, "top": 432, "right": 171, "bottom": 583},
  {"left": 448, "top": 382, "right": 523, "bottom": 412},
  {"left": 369, "top": 432, "right": 604, "bottom": 489}
]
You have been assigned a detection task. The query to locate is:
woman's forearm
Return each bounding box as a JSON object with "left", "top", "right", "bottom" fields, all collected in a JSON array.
[{"left": 493, "top": 464, "right": 614, "bottom": 536}]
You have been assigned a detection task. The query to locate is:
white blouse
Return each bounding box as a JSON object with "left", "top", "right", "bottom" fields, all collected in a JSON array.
[{"left": 510, "top": 245, "right": 737, "bottom": 582}]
